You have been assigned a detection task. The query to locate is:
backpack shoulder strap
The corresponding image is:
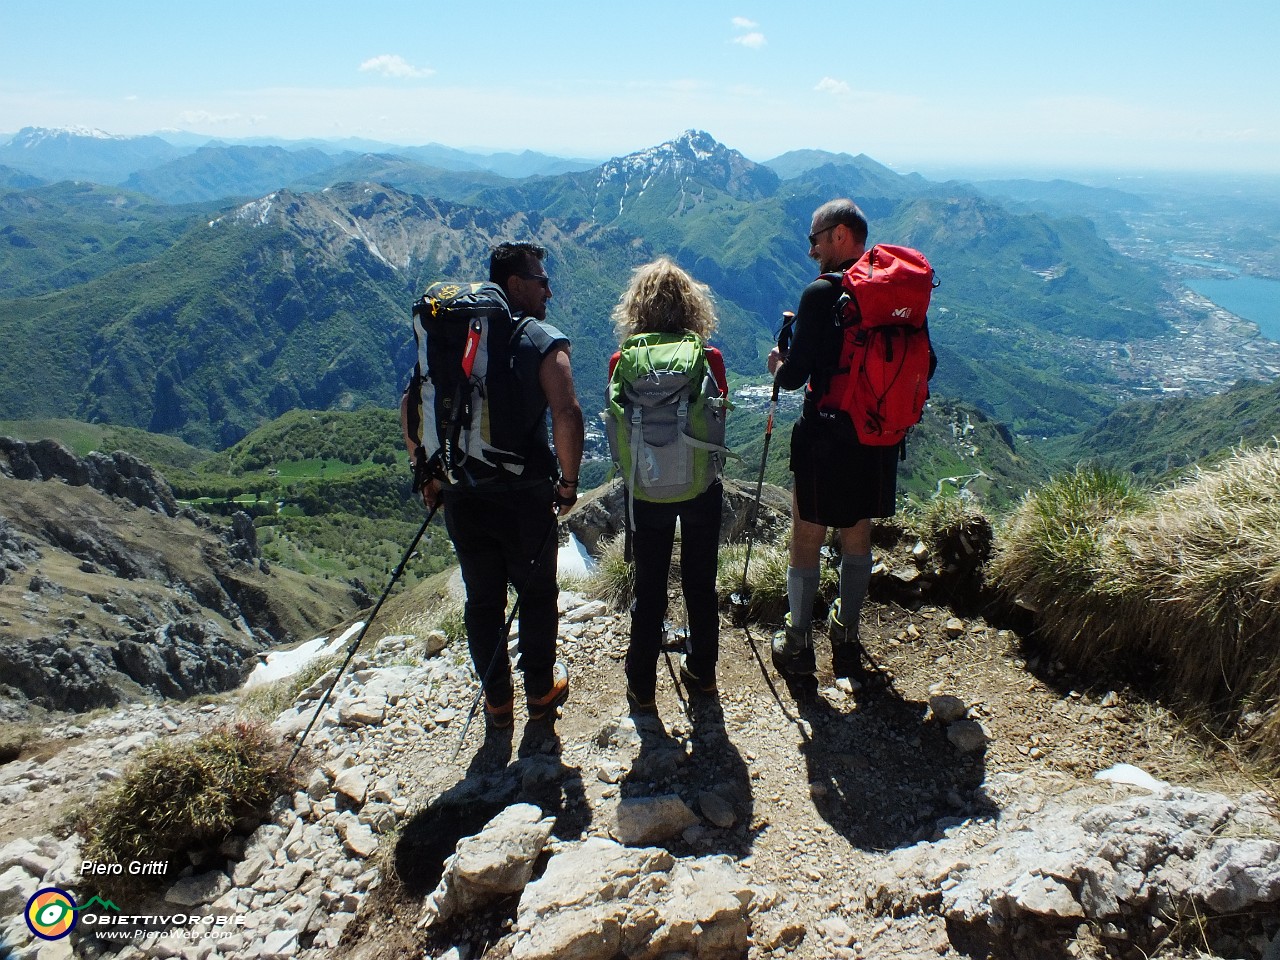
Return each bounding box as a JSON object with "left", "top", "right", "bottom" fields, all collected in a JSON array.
[{"left": 704, "top": 346, "right": 729, "bottom": 397}]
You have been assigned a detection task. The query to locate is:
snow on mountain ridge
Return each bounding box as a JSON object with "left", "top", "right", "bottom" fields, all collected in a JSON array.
[
  {"left": 590, "top": 130, "right": 778, "bottom": 220},
  {"left": 15, "top": 125, "right": 124, "bottom": 146}
]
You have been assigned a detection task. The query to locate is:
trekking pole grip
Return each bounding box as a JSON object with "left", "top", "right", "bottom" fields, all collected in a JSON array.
[{"left": 777, "top": 311, "right": 795, "bottom": 355}]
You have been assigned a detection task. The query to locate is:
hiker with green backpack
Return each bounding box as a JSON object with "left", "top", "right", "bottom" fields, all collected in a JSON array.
[{"left": 603, "top": 258, "right": 733, "bottom": 712}]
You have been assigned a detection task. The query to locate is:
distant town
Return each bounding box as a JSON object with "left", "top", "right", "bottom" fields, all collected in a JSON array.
[{"left": 1079, "top": 288, "right": 1280, "bottom": 402}]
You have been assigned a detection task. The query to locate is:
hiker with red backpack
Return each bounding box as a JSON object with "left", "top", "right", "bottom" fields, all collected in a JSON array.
[
  {"left": 767, "top": 199, "right": 936, "bottom": 683},
  {"left": 604, "top": 258, "right": 732, "bottom": 713}
]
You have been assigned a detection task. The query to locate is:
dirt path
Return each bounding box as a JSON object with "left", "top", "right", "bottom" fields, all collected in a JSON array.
[{"left": 344, "top": 595, "right": 1266, "bottom": 960}]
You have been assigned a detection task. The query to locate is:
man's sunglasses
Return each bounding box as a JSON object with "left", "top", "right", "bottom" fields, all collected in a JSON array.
[
  {"left": 808, "top": 223, "right": 840, "bottom": 246},
  {"left": 519, "top": 272, "right": 551, "bottom": 289}
]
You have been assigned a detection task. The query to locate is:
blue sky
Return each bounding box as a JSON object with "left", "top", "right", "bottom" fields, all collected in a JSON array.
[{"left": 2, "top": 1, "right": 1277, "bottom": 176}]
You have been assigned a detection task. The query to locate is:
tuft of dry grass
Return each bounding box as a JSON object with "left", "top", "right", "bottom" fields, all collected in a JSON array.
[
  {"left": 79, "top": 720, "right": 297, "bottom": 897},
  {"left": 718, "top": 540, "right": 791, "bottom": 624},
  {"left": 991, "top": 445, "right": 1280, "bottom": 768},
  {"left": 580, "top": 533, "right": 635, "bottom": 613},
  {"left": 386, "top": 598, "right": 466, "bottom": 649}
]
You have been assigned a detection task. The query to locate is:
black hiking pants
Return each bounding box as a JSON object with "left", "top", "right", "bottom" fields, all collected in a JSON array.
[
  {"left": 442, "top": 480, "right": 559, "bottom": 700},
  {"left": 626, "top": 481, "right": 723, "bottom": 699}
]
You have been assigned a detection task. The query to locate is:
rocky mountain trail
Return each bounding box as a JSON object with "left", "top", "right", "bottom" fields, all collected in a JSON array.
[
  {"left": 2, "top": 574, "right": 1278, "bottom": 960},
  {"left": 0, "top": 456, "right": 1276, "bottom": 959}
]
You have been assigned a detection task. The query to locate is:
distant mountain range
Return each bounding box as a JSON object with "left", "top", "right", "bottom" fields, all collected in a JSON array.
[
  {"left": 1, "top": 126, "right": 1276, "bottom": 477},
  {"left": 0, "top": 126, "right": 600, "bottom": 193},
  {"left": 0, "top": 126, "right": 186, "bottom": 184}
]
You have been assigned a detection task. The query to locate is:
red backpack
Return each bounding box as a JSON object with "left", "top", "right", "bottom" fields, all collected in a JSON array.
[{"left": 817, "top": 244, "right": 937, "bottom": 448}]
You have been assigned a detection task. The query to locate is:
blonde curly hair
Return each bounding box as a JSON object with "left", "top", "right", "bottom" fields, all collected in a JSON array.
[{"left": 611, "top": 257, "right": 718, "bottom": 341}]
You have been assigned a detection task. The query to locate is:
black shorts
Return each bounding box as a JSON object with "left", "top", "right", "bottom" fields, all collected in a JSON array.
[{"left": 789, "top": 411, "right": 899, "bottom": 528}]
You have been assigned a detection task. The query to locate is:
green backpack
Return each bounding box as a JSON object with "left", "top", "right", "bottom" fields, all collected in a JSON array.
[{"left": 603, "top": 331, "right": 735, "bottom": 527}]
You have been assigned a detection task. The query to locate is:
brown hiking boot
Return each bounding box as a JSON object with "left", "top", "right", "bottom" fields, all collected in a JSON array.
[
  {"left": 484, "top": 689, "right": 514, "bottom": 729},
  {"left": 526, "top": 662, "right": 569, "bottom": 721}
]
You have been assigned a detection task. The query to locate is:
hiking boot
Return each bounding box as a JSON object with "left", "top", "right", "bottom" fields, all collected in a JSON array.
[
  {"left": 679, "top": 657, "right": 717, "bottom": 695},
  {"left": 828, "top": 601, "right": 868, "bottom": 681},
  {"left": 484, "top": 689, "right": 515, "bottom": 729},
  {"left": 771, "top": 614, "right": 816, "bottom": 677},
  {"left": 625, "top": 684, "right": 657, "bottom": 714},
  {"left": 526, "top": 662, "right": 569, "bottom": 721}
]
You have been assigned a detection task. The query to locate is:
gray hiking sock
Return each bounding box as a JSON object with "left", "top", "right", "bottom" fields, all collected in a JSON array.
[
  {"left": 786, "top": 566, "right": 821, "bottom": 634},
  {"left": 837, "top": 552, "right": 874, "bottom": 631}
]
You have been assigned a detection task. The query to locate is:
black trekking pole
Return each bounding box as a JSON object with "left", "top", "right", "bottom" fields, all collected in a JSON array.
[
  {"left": 661, "top": 623, "right": 692, "bottom": 719},
  {"left": 450, "top": 514, "right": 560, "bottom": 762},
  {"left": 287, "top": 505, "right": 439, "bottom": 769},
  {"left": 730, "top": 311, "right": 796, "bottom": 624}
]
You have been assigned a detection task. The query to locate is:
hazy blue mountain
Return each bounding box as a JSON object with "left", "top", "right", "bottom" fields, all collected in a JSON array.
[
  {"left": 0, "top": 127, "right": 600, "bottom": 192},
  {"left": 174, "top": 137, "right": 599, "bottom": 179},
  {"left": 765, "top": 149, "right": 933, "bottom": 191},
  {"left": 289, "top": 153, "right": 514, "bottom": 202},
  {"left": 224, "top": 138, "right": 599, "bottom": 177},
  {"left": 120, "top": 145, "right": 356, "bottom": 203},
  {"left": 971, "top": 178, "right": 1149, "bottom": 214},
  {"left": 0, "top": 127, "right": 186, "bottom": 184},
  {"left": 764, "top": 148, "right": 858, "bottom": 179},
  {"left": 965, "top": 178, "right": 1149, "bottom": 237},
  {"left": 0, "top": 164, "right": 43, "bottom": 190},
  {"left": 397, "top": 143, "right": 599, "bottom": 178}
]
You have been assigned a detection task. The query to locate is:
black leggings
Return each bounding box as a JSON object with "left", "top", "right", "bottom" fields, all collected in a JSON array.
[{"left": 625, "top": 481, "right": 723, "bottom": 695}]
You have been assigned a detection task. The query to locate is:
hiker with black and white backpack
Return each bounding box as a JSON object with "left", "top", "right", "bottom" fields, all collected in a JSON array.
[
  {"left": 604, "top": 258, "right": 732, "bottom": 713},
  {"left": 400, "top": 242, "right": 584, "bottom": 729},
  {"left": 767, "top": 198, "right": 936, "bottom": 684}
]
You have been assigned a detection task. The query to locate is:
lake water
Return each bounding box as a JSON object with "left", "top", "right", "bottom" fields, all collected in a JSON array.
[{"left": 1186, "top": 274, "right": 1280, "bottom": 343}]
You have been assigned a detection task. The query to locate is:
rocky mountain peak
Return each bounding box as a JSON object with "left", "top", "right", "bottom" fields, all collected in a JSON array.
[
  {"left": 211, "top": 184, "right": 480, "bottom": 272},
  {"left": 595, "top": 129, "right": 779, "bottom": 204}
]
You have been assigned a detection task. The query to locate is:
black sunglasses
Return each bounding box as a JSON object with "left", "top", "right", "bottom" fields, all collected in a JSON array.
[
  {"left": 519, "top": 272, "right": 551, "bottom": 289},
  {"left": 808, "top": 223, "right": 840, "bottom": 246}
]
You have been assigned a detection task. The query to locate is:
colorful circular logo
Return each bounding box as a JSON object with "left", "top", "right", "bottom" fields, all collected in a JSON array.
[{"left": 26, "top": 887, "right": 78, "bottom": 940}]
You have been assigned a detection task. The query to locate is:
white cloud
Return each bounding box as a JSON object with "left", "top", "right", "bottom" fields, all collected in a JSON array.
[
  {"left": 177, "top": 109, "right": 243, "bottom": 126},
  {"left": 358, "top": 54, "right": 435, "bottom": 80},
  {"left": 815, "top": 77, "right": 852, "bottom": 96},
  {"left": 730, "top": 16, "right": 764, "bottom": 48}
]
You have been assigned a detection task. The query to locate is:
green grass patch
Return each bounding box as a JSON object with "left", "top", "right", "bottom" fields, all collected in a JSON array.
[
  {"left": 257, "top": 514, "right": 454, "bottom": 585},
  {"left": 0, "top": 418, "right": 212, "bottom": 471}
]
